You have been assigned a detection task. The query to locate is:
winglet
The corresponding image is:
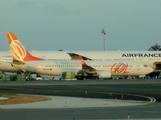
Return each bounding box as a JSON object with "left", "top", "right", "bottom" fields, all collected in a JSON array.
[{"left": 7, "top": 32, "right": 43, "bottom": 62}]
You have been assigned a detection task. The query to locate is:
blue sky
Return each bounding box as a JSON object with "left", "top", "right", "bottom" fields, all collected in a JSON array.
[{"left": 1, "top": 0, "right": 161, "bottom": 51}]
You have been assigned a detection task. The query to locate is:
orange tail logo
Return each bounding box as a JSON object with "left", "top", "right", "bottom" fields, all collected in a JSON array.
[{"left": 7, "top": 32, "right": 43, "bottom": 62}]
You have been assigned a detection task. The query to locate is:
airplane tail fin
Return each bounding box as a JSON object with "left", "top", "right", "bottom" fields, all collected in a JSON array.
[
  {"left": 78, "top": 55, "right": 87, "bottom": 67},
  {"left": 6, "top": 32, "right": 43, "bottom": 63}
]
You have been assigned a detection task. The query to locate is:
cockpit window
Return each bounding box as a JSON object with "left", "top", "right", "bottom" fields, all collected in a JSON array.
[{"left": 143, "top": 64, "right": 148, "bottom": 67}]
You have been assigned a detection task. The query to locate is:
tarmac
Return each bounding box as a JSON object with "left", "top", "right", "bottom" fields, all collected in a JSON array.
[
  {"left": 0, "top": 95, "right": 148, "bottom": 109},
  {"left": 0, "top": 80, "right": 161, "bottom": 120},
  {"left": 2, "top": 95, "right": 160, "bottom": 120}
]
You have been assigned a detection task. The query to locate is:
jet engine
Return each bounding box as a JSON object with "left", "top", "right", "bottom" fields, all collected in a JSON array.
[{"left": 97, "top": 70, "right": 111, "bottom": 79}]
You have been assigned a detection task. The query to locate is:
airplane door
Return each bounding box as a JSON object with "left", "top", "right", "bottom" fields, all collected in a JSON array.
[{"left": 137, "top": 64, "right": 140, "bottom": 71}]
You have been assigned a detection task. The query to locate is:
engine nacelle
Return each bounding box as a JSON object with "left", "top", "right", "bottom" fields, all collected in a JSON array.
[{"left": 97, "top": 70, "right": 111, "bottom": 79}]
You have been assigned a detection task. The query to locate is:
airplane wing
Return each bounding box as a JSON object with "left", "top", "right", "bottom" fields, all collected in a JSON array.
[{"left": 76, "top": 55, "right": 97, "bottom": 79}]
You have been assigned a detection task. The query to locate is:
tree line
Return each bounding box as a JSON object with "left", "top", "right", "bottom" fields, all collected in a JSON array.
[{"left": 148, "top": 44, "right": 161, "bottom": 51}]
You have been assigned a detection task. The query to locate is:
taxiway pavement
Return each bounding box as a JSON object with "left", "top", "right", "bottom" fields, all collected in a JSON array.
[{"left": 0, "top": 79, "right": 161, "bottom": 120}]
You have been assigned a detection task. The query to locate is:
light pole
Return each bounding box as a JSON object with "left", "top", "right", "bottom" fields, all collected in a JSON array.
[{"left": 101, "top": 28, "right": 106, "bottom": 51}]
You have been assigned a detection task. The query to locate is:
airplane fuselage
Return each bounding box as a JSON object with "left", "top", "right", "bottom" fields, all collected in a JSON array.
[
  {"left": 12, "top": 60, "right": 153, "bottom": 79},
  {"left": 0, "top": 51, "right": 160, "bottom": 72}
]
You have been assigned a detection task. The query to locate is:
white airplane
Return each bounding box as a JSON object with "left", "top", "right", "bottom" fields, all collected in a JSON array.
[
  {"left": 6, "top": 32, "right": 153, "bottom": 79},
  {"left": 0, "top": 33, "right": 161, "bottom": 78},
  {"left": 0, "top": 32, "right": 160, "bottom": 78}
]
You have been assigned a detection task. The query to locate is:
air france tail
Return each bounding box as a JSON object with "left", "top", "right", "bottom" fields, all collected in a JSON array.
[{"left": 7, "top": 32, "right": 43, "bottom": 63}]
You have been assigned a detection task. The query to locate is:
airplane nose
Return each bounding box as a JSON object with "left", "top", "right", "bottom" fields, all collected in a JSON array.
[{"left": 149, "top": 67, "right": 154, "bottom": 73}]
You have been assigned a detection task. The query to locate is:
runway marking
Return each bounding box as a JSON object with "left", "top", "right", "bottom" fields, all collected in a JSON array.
[{"left": 81, "top": 91, "right": 156, "bottom": 105}]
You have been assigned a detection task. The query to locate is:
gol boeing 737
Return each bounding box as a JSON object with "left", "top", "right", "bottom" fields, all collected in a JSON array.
[{"left": 6, "top": 32, "right": 153, "bottom": 79}]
